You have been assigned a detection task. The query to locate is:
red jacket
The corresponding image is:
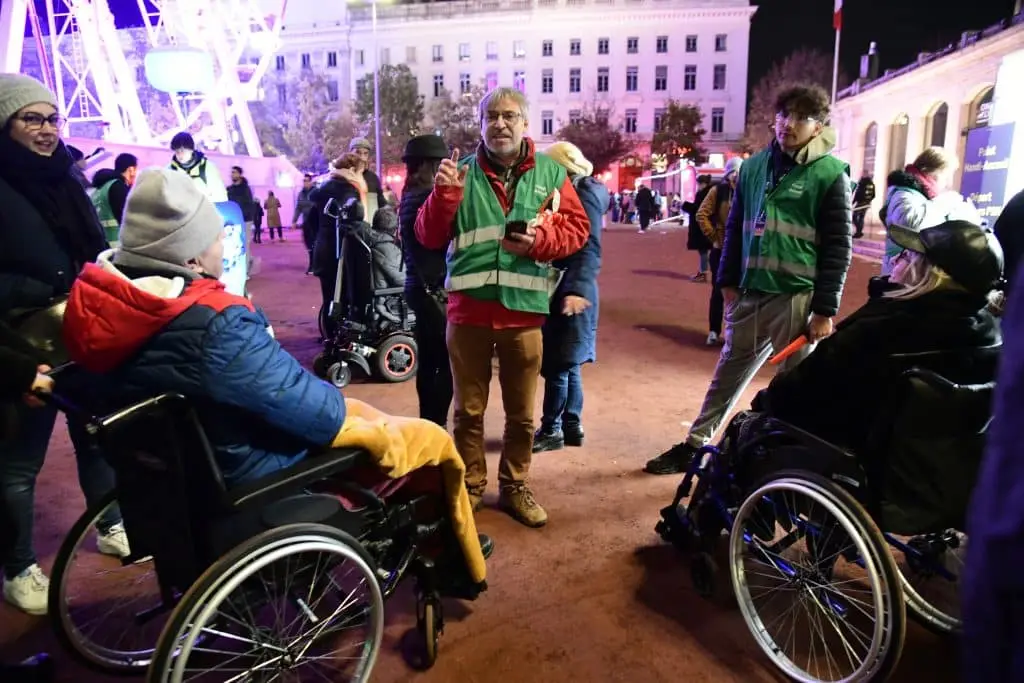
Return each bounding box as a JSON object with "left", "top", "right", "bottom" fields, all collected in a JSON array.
[{"left": 415, "top": 139, "right": 590, "bottom": 329}]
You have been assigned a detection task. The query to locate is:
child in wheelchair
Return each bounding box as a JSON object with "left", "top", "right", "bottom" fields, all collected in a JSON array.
[
  {"left": 657, "top": 219, "right": 1002, "bottom": 681},
  {"left": 55, "top": 168, "right": 489, "bottom": 675}
]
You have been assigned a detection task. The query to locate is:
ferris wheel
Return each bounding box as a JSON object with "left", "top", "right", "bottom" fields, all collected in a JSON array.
[{"left": 0, "top": 0, "right": 286, "bottom": 156}]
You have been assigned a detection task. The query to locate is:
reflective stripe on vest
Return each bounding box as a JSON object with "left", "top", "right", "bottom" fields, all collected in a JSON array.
[
  {"left": 447, "top": 269, "right": 555, "bottom": 293},
  {"left": 453, "top": 224, "right": 505, "bottom": 250}
]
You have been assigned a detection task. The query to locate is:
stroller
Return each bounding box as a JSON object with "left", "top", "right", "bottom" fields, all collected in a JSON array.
[{"left": 313, "top": 197, "right": 418, "bottom": 388}]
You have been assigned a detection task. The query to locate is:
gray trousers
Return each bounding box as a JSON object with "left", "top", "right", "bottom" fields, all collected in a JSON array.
[{"left": 686, "top": 289, "right": 814, "bottom": 447}]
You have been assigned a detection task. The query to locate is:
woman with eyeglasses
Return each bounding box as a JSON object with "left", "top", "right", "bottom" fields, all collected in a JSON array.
[{"left": 0, "top": 73, "right": 126, "bottom": 616}]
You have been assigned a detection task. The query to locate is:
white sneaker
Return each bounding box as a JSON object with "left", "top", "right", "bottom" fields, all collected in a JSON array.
[
  {"left": 97, "top": 523, "right": 131, "bottom": 559},
  {"left": 3, "top": 564, "right": 49, "bottom": 615},
  {"left": 706, "top": 331, "right": 719, "bottom": 345}
]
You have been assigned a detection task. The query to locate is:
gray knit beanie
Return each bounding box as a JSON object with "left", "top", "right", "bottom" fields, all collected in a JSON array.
[
  {"left": 118, "top": 168, "right": 224, "bottom": 266},
  {"left": 0, "top": 73, "right": 58, "bottom": 125},
  {"left": 349, "top": 137, "right": 372, "bottom": 152}
]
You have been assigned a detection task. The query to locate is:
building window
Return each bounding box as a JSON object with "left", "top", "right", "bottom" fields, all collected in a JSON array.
[
  {"left": 276, "top": 83, "right": 287, "bottom": 105},
  {"left": 569, "top": 109, "right": 582, "bottom": 125},
  {"left": 654, "top": 65, "right": 667, "bottom": 91},
  {"left": 381, "top": 47, "right": 390, "bottom": 65},
  {"left": 432, "top": 45, "right": 443, "bottom": 63},
  {"left": 570, "top": 39, "right": 581, "bottom": 56},
  {"left": 326, "top": 80, "right": 339, "bottom": 102},
  {"left": 597, "top": 67, "right": 609, "bottom": 92},
  {"left": 301, "top": 53, "right": 311, "bottom": 69},
  {"left": 355, "top": 50, "right": 364, "bottom": 67},
  {"left": 542, "top": 69, "right": 554, "bottom": 94},
  {"left": 513, "top": 70, "right": 526, "bottom": 91},
  {"left": 625, "top": 109, "right": 637, "bottom": 134},
  {"left": 863, "top": 122, "right": 878, "bottom": 176},
  {"left": 513, "top": 40, "right": 526, "bottom": 58},
  {"left": 460, "top": 72, "right": 471, "bottom": 94},
  {"left": 542, "top": 111, "right": 554, "bottom": 136},
  {"left": 486, "top": 71, "right": 498, "bottom": 90},
  {"left": 543, "top": 40, "right": 553, "bottom": 57},
  {"left": 711, "top": 107, "right": 724, "bottom": 134},
  {"left": 626, "top": 37, "right": 638, "bottom": 54},
  {"left": 653, "top": 108, "right": 665, "bottom": 131},
  {"left": 713, "top": 64, "right": 726, "bottom": 90},
  {"left": 486, "top": 41, "right": 498, "bottom": 60},
  {"left": 433, "top": 74, "right": 444, "bottom": 98},
  {"left": 684, "top": 65, "right": 697, "bottom": 90},
  {"left": 406, "top": 46, "right": 416, "bottom": 63},
  {"left": 715, "top": 34, "right": 727, "bottom": 52},
  {"left": 326, "top": 51, "right": 337, "bottom": 68},
  {"left": 685, "top": 35, "right": 697, "bottom": 52},
  {"left": 457, "top": 43, "right": 470, "bottom": 62},
  {"left": 569, "top": 68, "right": 581, "bottom": 93},
  {"left": 929, "top": 102, "right": 949, "bottom": 147},
  {"left": 656, "top": 36, "right": 668, "bottom": 53},
  {"left": 625, "top": 66, "right": 638, "bottom": 92},
  {"left": 598, "top": 37, "right": 609, "bottom": 55},
  {"left": 275, "top": 55, "right": 285, "bottom": 71}
]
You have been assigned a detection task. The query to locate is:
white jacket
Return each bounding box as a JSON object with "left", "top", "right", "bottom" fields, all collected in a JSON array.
[{"left": 882, "top": 187, "right": 981, "bottom": 274}]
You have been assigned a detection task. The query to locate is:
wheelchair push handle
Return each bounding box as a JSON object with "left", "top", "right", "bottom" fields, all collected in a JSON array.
[{"left": 901, "top": 367, "right": 995, "bottom": 394}]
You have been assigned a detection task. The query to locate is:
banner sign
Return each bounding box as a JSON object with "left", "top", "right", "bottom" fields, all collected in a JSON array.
[{"left": 960, "top": 122, "right": 1016, "bottom": 222}]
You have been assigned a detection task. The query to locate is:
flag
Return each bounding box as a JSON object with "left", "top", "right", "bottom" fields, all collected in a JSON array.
[{"left": 833, "top": 0, "right": 843, "bottom": 31}]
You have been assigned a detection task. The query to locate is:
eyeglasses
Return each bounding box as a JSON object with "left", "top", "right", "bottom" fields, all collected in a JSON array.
[
  {"left": 17, "top": 113, "right": 67, "bottom": 131},
  {"left": 485, "top": 111, "right": 522, "bottom": 125},
  {"left": 775, "top": 112, "right": 818, "bottom": 125}
]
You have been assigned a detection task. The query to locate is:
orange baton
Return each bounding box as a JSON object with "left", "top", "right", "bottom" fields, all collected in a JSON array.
[{"left": 769, "top": 334, "right": 809, "bottom": 366}]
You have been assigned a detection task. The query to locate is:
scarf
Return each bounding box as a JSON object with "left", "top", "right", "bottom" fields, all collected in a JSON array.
[
  {"left": 904, "top": 164, "right": 939, "bottom": 200},
  {"left": 0, "top": 135, "right": 108, "bottom": 270}
]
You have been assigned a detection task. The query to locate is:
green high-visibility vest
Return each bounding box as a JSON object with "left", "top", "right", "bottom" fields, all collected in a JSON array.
[
  {"left": 91, "top": 179, "right": 120, "bottom": 245},
  {"left": 737, "top": 146, "right": 849, "bottom": 293},
  {"left": 446, "top": 153, "right": 566, "bottom": 315}
]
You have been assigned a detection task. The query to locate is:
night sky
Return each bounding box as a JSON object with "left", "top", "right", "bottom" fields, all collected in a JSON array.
[{"left": 21, "top": 0, "right": 1022, "bottom": 89}]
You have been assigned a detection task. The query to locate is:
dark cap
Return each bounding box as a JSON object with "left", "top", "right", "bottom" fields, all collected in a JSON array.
[
  {"left": 403, "top": 134, "right": 449, "bottom": 162},
  {"left": 889, "top": 219, "right": 1004, "bottom": 294}
]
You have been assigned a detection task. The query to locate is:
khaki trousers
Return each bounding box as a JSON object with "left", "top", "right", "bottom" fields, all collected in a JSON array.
[{"left": 447, "top": 323, "right": 543, "bottom": 491}]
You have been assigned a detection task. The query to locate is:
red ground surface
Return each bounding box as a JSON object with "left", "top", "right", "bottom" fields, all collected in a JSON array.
[{"left": 0, "top": 225, "right": 960, "bottom": 682}]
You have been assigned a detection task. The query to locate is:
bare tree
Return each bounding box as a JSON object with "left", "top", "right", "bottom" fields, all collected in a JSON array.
[
  {"left": 554, "top": 100, "right": 636, "bottom": 174},
  {"left": 427, "top": 83, "right": 487, "bottom": 153}
]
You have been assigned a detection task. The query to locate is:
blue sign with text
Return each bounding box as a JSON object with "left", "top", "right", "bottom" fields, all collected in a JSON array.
[{"left": 960, "top": 123, "right": 1016, "bottom": 222}]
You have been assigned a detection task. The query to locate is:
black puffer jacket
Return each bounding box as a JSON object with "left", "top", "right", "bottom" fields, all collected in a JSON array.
[
  {"left": 309, "top": 176, "right": 361, "bottom": 277},
  {"left": 719, "top": 137, "right": 852, "bottom": 317},
  {"left": 399, "top": 186, "right": 447, "bottom": 292}
]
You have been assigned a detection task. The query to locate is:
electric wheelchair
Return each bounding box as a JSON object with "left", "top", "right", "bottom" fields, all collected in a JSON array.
[
  {"left": 656, "top": 353, "right": 995, "bottom": 682},
  {"left": 314, "top": 197, "right": 418, "bottom": 389},
  {"left": 46, "top": 379, "right": 485, "bottom": 680}
]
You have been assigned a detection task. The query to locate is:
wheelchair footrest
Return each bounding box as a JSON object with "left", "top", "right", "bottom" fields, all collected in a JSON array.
[{"left": 656, "top": 504, "right": 693, "bottom": 552}]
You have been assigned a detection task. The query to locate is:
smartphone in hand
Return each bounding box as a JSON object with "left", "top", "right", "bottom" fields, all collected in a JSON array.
[{"left": 504, "top": 220, "right": 528, "bottom": 239}]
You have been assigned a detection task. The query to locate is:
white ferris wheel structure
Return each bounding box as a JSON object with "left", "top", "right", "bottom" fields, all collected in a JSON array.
[{"left": 0, "top": 0, "right": 286, "bottom": 157}]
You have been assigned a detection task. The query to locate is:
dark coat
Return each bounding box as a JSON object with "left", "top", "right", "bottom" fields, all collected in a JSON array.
[
  {"left": 718, "top": 140, "right": 853, "bottom": 318},
  {"left": 994, "top": 187, "right": 1024, "bottom": 290},
  {"left": 310, "top": 176, "right": 361, "bottom": 276},
  {"left": 685, "top": 185, "right": 713, "bottom": 251},
  {"left": 634, "top": 186, "right": 656, "bottom": 214},
  {"left": 542, "top": 176, "right": 607, "bottom": 371},
  {"left": 399, "top": 186, "right": 446, "bottom": 292},
  {"left": 226, "top": 180, "right": 257, "bottom": 223}
]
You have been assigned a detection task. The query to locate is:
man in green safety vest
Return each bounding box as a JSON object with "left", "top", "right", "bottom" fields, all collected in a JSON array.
[
  {"left": 415, "top": 86, "right": 590, "bottom": 528},
  {"left": 646, "top": 83, "right": 854, "bottom": 475},
  {"left": 90, "top": 153, "right": 138, "bottom": 246}
]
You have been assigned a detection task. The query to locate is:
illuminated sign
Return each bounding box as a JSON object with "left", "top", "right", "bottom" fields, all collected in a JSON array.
[{"left": 960, "top": 122, "right": 1016, "bottom": 221}]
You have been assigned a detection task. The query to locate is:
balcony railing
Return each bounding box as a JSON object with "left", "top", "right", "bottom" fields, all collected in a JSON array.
[{"left": 346, "top": 0, "right": 737, "bottom": 22}]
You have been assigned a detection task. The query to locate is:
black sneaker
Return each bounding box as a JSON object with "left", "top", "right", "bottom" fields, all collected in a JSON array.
[
  {"left": 532, "top": 429, "right": 565, "bottom": 453},
  {"left": 644, "top": 442, "right": 699, "bottom": 475},
  {"left": 563, "top": 423, "right": 584, "bottom": 447}
]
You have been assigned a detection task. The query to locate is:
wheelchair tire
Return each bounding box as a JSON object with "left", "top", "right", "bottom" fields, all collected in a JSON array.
[
  {"left": 729, "top": 472, "right": 906, "bottom": 683},
  {"left": 412, "top": 597, "right": 441, "bottom": 670},
  {"left": 329, "top": 361, "right": 352, "bottom": 388},
  {"left": 148, "top": 523, "right": 384, "bottom": 683},
  {"left": 313, "top": 352, "right": 329, "bottom": 378},
  {"left": 49, "top": 491, "right": 166, "bottom": 674},
  {"left": 375, "top": 334, "right": 418, "bottom": 383},
  {"left": 895, "top": 530, "right": 965, "bottom": 635}
]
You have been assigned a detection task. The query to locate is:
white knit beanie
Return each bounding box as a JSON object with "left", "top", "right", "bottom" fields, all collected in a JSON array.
[
  {"left": 0, "top": 73, "right": 58, "bottom": 125},
  {"left": 545, "top": 141, "right": 594, "bottom": 178},
  {"left": 118, "top": 168, "right": 224, "bottom": 265},
  {"left": 724, "top": 156, "right": 744, "bottom": 179}
]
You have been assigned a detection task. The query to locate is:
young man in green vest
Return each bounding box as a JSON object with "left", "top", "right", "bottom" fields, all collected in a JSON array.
[
  {"left": 646, "top": 84, "right": 854, "bottom": 475},
  {"left": 415, "top": 87, "right": 590, "bottom": 527},
  {"left": 91, "top": 153, "right": 138, "bottom": 245}
]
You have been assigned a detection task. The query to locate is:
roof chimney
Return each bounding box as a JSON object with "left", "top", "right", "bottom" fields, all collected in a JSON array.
[{"left": 859, "top": 42, "right": 880, "bottom": 81}]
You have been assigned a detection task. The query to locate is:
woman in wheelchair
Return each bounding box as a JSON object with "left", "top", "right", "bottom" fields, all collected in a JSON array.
[
  {"left": 751, "top": 218, "right": 1002, "bottom": 454},
  {"left": 55, "top": 168, "right": 490, "bottom": 678}
]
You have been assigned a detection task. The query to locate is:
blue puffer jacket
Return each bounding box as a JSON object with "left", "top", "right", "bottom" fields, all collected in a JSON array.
[{"left": 63, "top": 254, "right": 346, "bottom": 487}]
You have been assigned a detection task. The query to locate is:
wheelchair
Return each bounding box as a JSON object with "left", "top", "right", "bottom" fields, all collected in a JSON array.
[
  {"left": 313, "top": 198, "right": 418, "bottom": 389},
  {"left": 47, "top": 387, "right": 485, "bottom": 680},
  {"left": 655, "top": 361, "right": 994, "bottom": 682}
]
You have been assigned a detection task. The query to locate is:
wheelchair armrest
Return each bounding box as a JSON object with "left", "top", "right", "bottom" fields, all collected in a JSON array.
[
  {"left": 901, "top": 367, "right": 996, "bottom": 395},
  {"left": 226, "top": 446, "right": 370, "bottom": 508},
  {"left": 373, "top": 286, "right": 405, "bottom": 296}
]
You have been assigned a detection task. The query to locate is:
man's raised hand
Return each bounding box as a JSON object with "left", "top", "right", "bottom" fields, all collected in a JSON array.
[{"left": 435, "top": 148, "right": 470, "bottom": 187}]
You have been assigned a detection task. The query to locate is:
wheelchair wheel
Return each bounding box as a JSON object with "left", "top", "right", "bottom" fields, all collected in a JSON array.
[
  {"left": 729, "top": 472, "right": 906, "bottom": 683},
  {"left": 49, "top": 491, "right": 167, "bottom": 674},
  {"left": 892, "top": 529, "right": 965, "bottom": 634},
  {"left": 328, "top": 361, "right": 353, "bottom": 388},
  {"left": 413, "top": 596, "right": 441, "bottom": 670},
  {"left": 375, "top": 334, "right": 418, "bottom": 383},
  {"left": 149, "top": 523, "right": 383, "bottom": 683},
  {"left": 312, "top": 352, "right": 329, "bottom": 378}
]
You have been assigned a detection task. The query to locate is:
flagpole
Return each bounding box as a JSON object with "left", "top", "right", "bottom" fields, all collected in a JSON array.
[{"left": 831, "top": 0, "right": 842, "bottom": 105}]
